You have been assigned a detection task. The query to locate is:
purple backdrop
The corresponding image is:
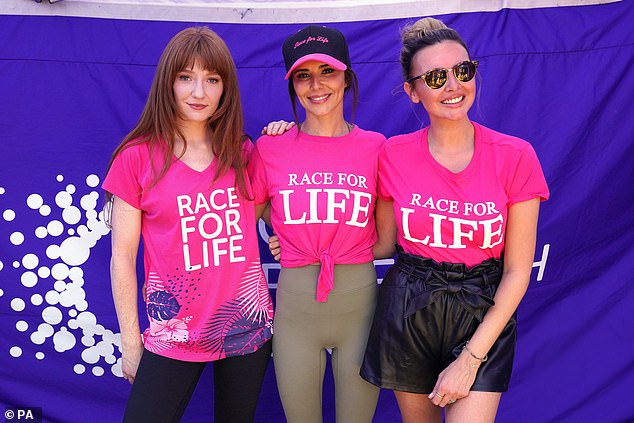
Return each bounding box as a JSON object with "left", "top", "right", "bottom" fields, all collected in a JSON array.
[{"left": 1, "top": 2, "right": 633, "bottom": 422}]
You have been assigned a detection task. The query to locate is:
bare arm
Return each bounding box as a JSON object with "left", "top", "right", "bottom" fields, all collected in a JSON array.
[
  {"left": 254, "top": 202, "right": 272, "bottom": 226},
  {"left": 110, "top": 196, "right": 144, "bottom": 384},
  {"left": 373, "top": 198, "right": 397, "bottom": 259},
  {"left": 430, "top": 198, "right": 541, "bottom": 405}
]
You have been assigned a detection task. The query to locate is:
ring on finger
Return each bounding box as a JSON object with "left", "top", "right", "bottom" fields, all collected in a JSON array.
[
  {"left": 435, "top": 393, "right": 444, "bottom": 399},
  {"left": 448, "top": 399, "right": 456, "bottom": 404}
]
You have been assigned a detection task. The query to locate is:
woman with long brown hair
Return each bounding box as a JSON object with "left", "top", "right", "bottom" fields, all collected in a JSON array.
[{"left": 103, "top": 27, "right": 273, "bottom": 423}]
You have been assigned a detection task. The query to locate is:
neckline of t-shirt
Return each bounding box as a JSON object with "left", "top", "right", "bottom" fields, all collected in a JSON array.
[
  {"left": 420, "top": 122, "right": 480, "bottom": 179},
  {"left": 294, "top": 123, "right": 360, "bottom": 143},
  {"left": 171, "top": 154, "right": 215, "bottom": 174}
]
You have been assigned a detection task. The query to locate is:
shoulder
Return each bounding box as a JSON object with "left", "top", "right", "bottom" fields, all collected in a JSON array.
[
  {"left": 254, "top": 127, "right": 298, "bottom": 150},
  {"left": 475, "top": 122, "right": 535, "bottom": 156},
  {"left": 352, "top": 126, "right": 387, "bottom": 145},
  {"left": 383, "top": 129, "right": 423, "bottom": 153},
  {"left": 112, "top": 138, "right": 153, "bottom": 167}
]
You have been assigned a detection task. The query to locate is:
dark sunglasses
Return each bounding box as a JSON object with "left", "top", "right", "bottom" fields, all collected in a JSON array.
[{"left": 407, "top": 60, "right": 479, "bottom": 89}]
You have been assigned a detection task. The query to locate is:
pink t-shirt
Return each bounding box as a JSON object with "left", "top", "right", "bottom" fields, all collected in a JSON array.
[
  {"left": 249, "top": 126, "right": 385, "bottom": 301},
  {"left": 102, "top": 140, "right": 273, "bottom": 362},
  {"left": 379, "top": 122, "right": 549, "bottom": 267}
]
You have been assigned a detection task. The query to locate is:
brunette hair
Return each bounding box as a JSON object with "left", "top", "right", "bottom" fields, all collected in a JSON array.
[
  {"left": 105, "top": 26, "right": 248, "bottom": 202},
  {"left": 400, "top": 17, "right": 470, "bottom": 81}
]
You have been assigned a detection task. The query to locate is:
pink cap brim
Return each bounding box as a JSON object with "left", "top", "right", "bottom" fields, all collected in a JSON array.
[{"left": 284, "top": 53, "right": 348, "bottom": 79}]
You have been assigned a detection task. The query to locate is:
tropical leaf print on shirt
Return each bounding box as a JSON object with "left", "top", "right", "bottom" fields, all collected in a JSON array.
[
  {"left": 235, "top": 261, "right": 273, "bottom": 323},
  {"left": 197, "top": 262, "right": 273, "bottom": 355},
  {"left": 145, "top": 272, "right": 181, "bottom": 321},
  {"left": 198, "top": 300, "right": 271, "bottom": 355},
  {"left": 147, "top": 290, "right": 181, "bottom": 321}
]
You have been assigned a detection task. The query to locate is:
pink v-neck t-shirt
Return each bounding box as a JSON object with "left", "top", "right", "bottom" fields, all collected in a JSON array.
[
  {"left": 249, "top": 126, "right": 385, "bottom": 301},
  {"left": 103, "top": 140, "right": 273, "bottom": 362},
  {"left": 379, "top": 122, "right": 549, "bottom": 267}
]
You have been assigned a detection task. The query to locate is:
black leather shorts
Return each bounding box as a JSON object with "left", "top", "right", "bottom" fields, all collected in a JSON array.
[{"left": 360, "top": 247, "right": 516, "bottom": 393}]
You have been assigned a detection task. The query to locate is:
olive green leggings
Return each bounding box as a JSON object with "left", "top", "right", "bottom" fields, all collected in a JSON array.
[{"left": 273, "top": 262, "right": 379, "bottom": 423}]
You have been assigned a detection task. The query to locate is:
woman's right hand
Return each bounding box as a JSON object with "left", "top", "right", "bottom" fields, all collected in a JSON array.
[
  {"left": 121, "top": 334, "right": 144, "bottom": 384},
  {"left": 261, "top": 120, "right": 295, "bottom": 136},
  {"left": 268, "top": 235, "right": 281, "bottom": 261}
]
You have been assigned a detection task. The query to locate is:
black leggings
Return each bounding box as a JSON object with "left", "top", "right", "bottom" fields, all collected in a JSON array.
[{"left": 123, "top": 339, "right": 272, "bottom": 423}]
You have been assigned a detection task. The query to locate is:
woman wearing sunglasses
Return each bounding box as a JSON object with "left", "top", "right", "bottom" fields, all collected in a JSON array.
[{"left": 360, "top": 17, "right": 550, "bottom": 423}]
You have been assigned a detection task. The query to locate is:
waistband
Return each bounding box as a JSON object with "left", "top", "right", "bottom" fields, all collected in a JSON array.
[{"left": 393, "top": 246, "right": 502, "bottom": 321}]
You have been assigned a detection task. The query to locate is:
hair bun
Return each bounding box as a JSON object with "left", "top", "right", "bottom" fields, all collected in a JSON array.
[{"left": 401, "top": 17, "right": 448, "bottom": 42}]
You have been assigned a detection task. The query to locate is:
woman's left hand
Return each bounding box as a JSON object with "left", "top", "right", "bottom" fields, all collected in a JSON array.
[
  {"left": 261, "top": 120, "right": 295, "bottom": 136},
  {"left": 428, "top": 350, "right": 479, "bottom": 407},
  {"left": 268, "top": 235, "right": 281, "bottom": 261}
]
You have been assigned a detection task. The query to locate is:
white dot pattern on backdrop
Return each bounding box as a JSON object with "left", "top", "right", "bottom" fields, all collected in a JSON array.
[
  {"left": 38, "top": 266, "right": 51, "bottom": 278},
  {"left": 3, "top": 209, "right": 16, "bottom": 221},
  {"left": 10, "top": 232, "right": 24, "bottom": 245},
  {"left": 11, "top": 298, "right": 26, "bottom": 312},
  {"left": 2, "top": 174, "right": 119, "bottom": 377},
  {"left": 27, "top": 194, "right": 44, "bottom": 209},
  {"left": 47, "top": 220, "right": 64, "bottom": 237},
  {"left": 22, "top": 253, "right": 39, "bottom": 270},
  {"left": 39, "top": 205, "right": 51, "bottom": 216},
  {"left": 21, "top": 271, "right": 38, "bottom": 288}
]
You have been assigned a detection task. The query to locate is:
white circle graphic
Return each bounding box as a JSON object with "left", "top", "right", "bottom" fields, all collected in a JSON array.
[
  {"left": 31, "top": 294, "right": 44, "bottom": 306},
  {"left": 11, "top": 298, "right": 26, "bottom": 312},
  {"left": 86, "top": 174, "right": 100, "bottom": 187},
  {"left": 21, "top": 271, "right": 38, "bottom": 288},
  {"left": 22, "top": 253, "right": 39, "bottom": 270},
  {"left": 27, "top": 194, "right": 44, "bottom": 209},
  {"left": 3, "top": 209, "right": 16, "bottom": 221},
  {"left": 10, "top": 232, "right": 25, "bottom": 245}
]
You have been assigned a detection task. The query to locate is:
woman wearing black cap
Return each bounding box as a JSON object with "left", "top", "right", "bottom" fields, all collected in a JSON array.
[{"left": 248, "top": 25, "right": 384, "bottom": 423}]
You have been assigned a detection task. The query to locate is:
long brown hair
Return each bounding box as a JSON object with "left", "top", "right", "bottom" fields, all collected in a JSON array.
[{"left": 105, "top": 26, "right": 249, "bottom": 202}]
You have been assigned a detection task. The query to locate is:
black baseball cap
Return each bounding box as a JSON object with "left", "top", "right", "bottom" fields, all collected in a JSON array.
[{"left": 282, "top": 25, "right": 351, "bottom": 80}]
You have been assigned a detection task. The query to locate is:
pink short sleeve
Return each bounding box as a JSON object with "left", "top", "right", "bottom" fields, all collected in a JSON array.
[
  {"left": 507, "top": 143, "right": 550, "bottom": 205},
  {"left": 102, "top": 145, "right": 144, "bottom": 209},
  {"left": 377, "top": 145, "right": 394, "bottom": 201},
  {"left": 247, "top": 142, "right": 270, "bottom": 205}
]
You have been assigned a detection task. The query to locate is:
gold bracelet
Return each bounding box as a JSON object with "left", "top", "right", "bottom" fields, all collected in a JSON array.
[{"left": 464, "top": 340, "right": 488, "bottom": 362}]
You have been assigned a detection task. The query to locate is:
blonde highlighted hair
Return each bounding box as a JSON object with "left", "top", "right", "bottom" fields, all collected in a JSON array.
[{"left": 399, "top": 17, "right": 470, "bottom": 81}]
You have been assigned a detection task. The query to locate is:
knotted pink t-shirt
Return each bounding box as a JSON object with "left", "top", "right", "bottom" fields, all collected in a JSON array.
[{"left": 249, "top": 126, "right": 385, "bottom": 301}]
